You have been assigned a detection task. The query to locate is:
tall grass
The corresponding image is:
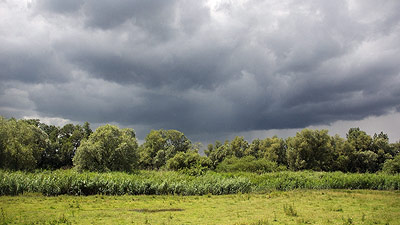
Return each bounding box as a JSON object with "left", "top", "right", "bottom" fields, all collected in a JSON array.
[
  {"left": 0, "top": 170, "right": 398, "bottom": 196},
  {"left": 0, "top": 170, "right": 251, "bottom": 196}
]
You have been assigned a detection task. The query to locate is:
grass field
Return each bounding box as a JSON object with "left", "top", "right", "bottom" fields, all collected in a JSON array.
[{"left": 1, "top": 190, "right": 399, "bottom": 224}]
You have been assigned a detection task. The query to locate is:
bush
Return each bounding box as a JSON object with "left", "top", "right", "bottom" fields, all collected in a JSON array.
[
  {"left": 166, "top": 151, "right": 212, "bottom": 171},
  {"left": 216, "top": 156, "right": 282, "bottom": 173}
]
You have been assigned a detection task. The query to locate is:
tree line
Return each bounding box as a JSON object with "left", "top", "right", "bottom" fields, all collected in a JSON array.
[{"left": 1, "top": 116, "right": 399, "bottom": 174}]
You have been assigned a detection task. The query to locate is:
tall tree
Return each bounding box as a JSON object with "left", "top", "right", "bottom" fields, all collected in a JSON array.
[
  {"left": 0, "top": 117, "right": 47, "bottom": 170},
  {"left": 346, "top": 128, "right": 379, "bottom": 172},
  {"left": 286, "top": 129, "right": 334, "bottom": 171},
  {"left": 139, "top": 129, "right": 191, "bottom": 169},
  {"left": 73, "top": 124, "right": 139, "bottom": 172}
]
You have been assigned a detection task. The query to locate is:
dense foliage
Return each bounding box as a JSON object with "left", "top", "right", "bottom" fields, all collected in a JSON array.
[
  {"left": 0, "top": 118, "right": 47, "bottom": 170},
  {"left": 216, "top": 156, "right": 283, "bottom": 173},
  {"left": 73, "top": 125, "right": 139, "bottom": 172},
  {"left": 0, "top": 117, "right": 92, "bottom": 170},
  {"left": 0, "top": 170, "right": 399, "bottom": 196},
  {"left": 383, "top": 154, "right": 400, "bottom": 174},
  {"left": 1, "top": 116, "right": 399, "bottom": 173}
]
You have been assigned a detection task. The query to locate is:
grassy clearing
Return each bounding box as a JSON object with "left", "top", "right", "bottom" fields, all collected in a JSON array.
[{"left": 1, "top": 190, "right": 399, "bottom": 224}]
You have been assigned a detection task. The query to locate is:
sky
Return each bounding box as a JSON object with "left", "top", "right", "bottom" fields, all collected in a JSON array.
[{"left": 1, "top": 0, "right": 400, "bottom": 145}]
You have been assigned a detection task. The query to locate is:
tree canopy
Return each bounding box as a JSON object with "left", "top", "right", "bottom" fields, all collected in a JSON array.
[
  {"left": 1, "top": 116, "right": 399, "bottom": 174},
  {"left": 73, "top": 124, "right": 139, "bottom": 172}
]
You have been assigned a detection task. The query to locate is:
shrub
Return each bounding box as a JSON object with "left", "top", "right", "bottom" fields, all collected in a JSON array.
[{"left": 216, "top": 156, "right": 281, "bottom": 173}]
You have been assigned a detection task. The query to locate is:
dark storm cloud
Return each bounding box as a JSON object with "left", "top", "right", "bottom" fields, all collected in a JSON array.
[
  {"left": 0, "top": 44, "right": 70, "bottom": 84},
  {"left": 35, "top": 0, "right": 209, "bottom": 38},
  {"left": 1, "top": 0, "right": 400, "bottom": 141}
]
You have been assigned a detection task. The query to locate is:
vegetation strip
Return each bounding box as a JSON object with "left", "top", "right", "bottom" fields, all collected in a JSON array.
[
  {"left": 1, "top": 117, "right": 400, "bottom": 175},
  {"left": 1, "top": 170, "right": 399, "bottom": 196}
]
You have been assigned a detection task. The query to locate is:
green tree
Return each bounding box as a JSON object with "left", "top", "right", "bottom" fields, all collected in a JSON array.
[
  {"left": 346, "top": 128, "right": 379, "bottom": 172},
  {"left": 331, "top": 135, "right": 355, "bottom": 172},
  {"left": 246, "top": 136, "right": 286, "bottom": 165},
  {"left": 139, "top": 129, "right": 191, "bottom": 169},
  {"left": 382, "top": 154, "right": 400, "bottom": 174},
  {"left": 347, "top": 128, "right": 372, "bottom": 152},
  {"left": 286, "top": 129, "right": 334, "bottom": 171},
  {"left": 47, "top": 124, "right": 86, "bottom": 168},
  {"left": 204, "top": 140, "right": 230, "bottom": 168},
  {"left": 82, "top": 122, "right": 93, "bottom": 139},
  {"left": 73, "top": 124, "right": 139, "bottom": 172},
  {"left": 0, "top": 117, "right": 47, "bottom": 170},
  {"left": 372, "top": 132, "right": 395, "bottom": 170},
  {"left": 229, "top": 136, "right": 249, "bottom": 158},
  {"left": 205, "top": 137, "right": 249, "bottom": 169},
  {"left": 166, "top": 150, "right": 211, "bottom": 171}
]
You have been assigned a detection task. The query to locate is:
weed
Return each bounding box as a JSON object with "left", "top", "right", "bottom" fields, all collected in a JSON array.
[
  {"left": 273, "top": 212, "right": 277, "bottom": 222},
  {"left": 47, "top": 215, "right": 71, "bottom": 225},
  {"left": 245, "top": 219, "right": 270, "bottom": 225},
  {"left": 283, "top": 203, "right": 298, "bottom": 217},
  {"left": 342, "top": 216, "right": 353, "bottom": 225},
  {"left": 331, "top": 207, "right": 343, "bottom": 212},
  {"left": 0, "top": 208, "right": 9, "bottom": 225},
  {"left": 296, "top": 218, "right": 312, "bottom": 224}
]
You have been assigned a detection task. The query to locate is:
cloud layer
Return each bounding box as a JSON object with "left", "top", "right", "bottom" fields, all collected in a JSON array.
[{"left": 1, "top": 0, "right": 400, "bottom": 141}]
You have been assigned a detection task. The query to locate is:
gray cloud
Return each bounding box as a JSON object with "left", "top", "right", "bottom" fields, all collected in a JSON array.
[{"left": 1, "top": 0, "right": 400, "bottom": 142}]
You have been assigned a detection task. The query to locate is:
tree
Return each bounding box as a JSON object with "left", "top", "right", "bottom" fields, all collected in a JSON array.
[
  {"left": 331, "top": 135, "right": 356, "bottom": 172},
  {"left": 229, "top": 136, "right": 249, "bottom": 158},
  {"left": 0, "top": 117, "right": 47, "bottom": 170},
  {"left": 383, "top": 154, "right": 400, "bottom": 174},
  {"left": 73, "top": 124, "right": 139, "bottom": 172},
  {"left": 246, "top": 136, "right": 286, "bottom": 165},
  {"left": 204, "top": 140, "right": 230, "bottom": 168},
  {"left": 346, "top": 128, "right": 379, "bottom": 172},
  {"left": 286, "top": 129, "right": 334, "bottom": 171},
  {"left": 205, "top": 137, "right": 249, "bottom": 168},
  {"left": 82, "top": 122, "right": 93, "bottom": 139},
  {"left": 166, "top": 150, "right": 211, "bottom": 171},
  {"left": 346, "top": 128, "right": 372, "bottom": 152},
  {"left": 372, "top": 132, "right": 395, "bottom": 170},
  {"left": 139, "top": 129, "right": 191, "bottom": 169}
]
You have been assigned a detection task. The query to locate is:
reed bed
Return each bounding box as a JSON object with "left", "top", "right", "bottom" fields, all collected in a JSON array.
[{"left": 0, "top": 170, "right": 398, "bottom": 196}]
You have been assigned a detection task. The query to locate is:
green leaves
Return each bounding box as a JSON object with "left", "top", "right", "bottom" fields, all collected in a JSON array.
[
  {"left": 286, "top": 129, "right": 334, "bottom": 171},
  {"left": 139, "top": 129, "right": 192, "bottom": 170},
  {"left": 0, "top": 117, "right": 47, "bottom": 170},
  {"left": 73, "top": 125, "right": 139, "bottom": 172}
]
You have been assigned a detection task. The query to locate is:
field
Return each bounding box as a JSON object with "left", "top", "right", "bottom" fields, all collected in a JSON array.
[
  {"left": 1, "top": 190, "right": 400, "bottom": 224},
  {"left": 1, "top": 170, "right": 400, "bottom": 224}
]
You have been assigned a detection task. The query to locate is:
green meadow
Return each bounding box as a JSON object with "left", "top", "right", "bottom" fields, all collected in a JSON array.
[
  {"left": 1, "top": 170, "right": 400, "bottom": 224},
  {"left": 1, "top": 190, "right": 400, "bottom": 224}
]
